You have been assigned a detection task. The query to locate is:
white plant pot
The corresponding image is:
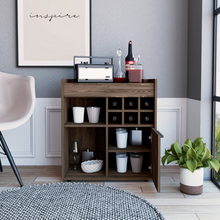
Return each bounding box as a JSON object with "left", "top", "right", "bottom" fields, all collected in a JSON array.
[{"left": 180, "top": 168, "right": 203, "bottom": 195}]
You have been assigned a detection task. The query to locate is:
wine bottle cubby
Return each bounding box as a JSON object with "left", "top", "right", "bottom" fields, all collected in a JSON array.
[
  {"left": 141, "top": 97, "right": 154, "bottom": 110},
  {"left": 61, "top": 79, "right": 162, "bottom": 192},
  {"left": 124, "top": 112, "right": 138, "bottom": 124},
  {"left": 140, "top": 112, "right": 154, "bottom": 124},
  {"left": 108, "top": 98, "right": 122, "bottom": 110},
  {"left": 124, "top": 97, "right": 138, "bottom": 110},
  {"left": 108, "top": 112, "right": 122, "bottom": 125}
]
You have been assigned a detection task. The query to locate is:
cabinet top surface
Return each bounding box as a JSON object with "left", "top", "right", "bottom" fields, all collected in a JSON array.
[{"left": 61, "top": 79, "right": 156, "bottom": 97}]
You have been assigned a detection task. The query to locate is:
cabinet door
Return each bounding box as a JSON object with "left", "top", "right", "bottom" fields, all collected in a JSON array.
[{"left": 151, "top": 128, "right": 161, "bottom": 192}]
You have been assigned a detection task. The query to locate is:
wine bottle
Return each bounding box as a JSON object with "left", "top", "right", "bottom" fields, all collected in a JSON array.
[
  {"left": 145, "top": 116, "right": 150, "bottom": 122},
  {"left": 129, "top": 101, "right": 133, "bottom": 107},
  {"left": 125, "top": 41, "right": 135, "bottom": 82},
  {"left": 113, "top": 116, "right": 117, "bottom": 122},
  {"left": 113, "top": 101, "right": 117, "bottom": 107},
  {"left": 129, "top": 116, "right": 133, "bottom": 122},
  {"left": 145, "top": 102, "right": 149, "bottom": 107}
]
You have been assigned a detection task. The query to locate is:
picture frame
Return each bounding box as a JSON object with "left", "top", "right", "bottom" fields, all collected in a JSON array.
[{"left": 17, "top": 0, "right": 91, "bottom": 66}]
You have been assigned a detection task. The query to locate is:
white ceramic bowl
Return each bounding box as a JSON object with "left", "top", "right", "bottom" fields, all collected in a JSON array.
[{"left": 81, "top": 159, "right": 103, "bottom": 173}]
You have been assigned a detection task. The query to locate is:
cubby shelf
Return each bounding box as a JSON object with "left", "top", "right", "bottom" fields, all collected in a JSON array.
[
  {"left": 63, "top": 169, "right": 106, "bottom": 181},
  {"left": 108, "top": 145, "right": 151, "bottom": 153},
  {"left": 140, "top": 110, "right": 154, "bottom": 112},
  {"left": 64, "top": 122, "right": 106, "bottom": 127},
  {"left": 108, "top": 168, "right": 152, "bottom": 180},
  {"left": 61, "top": 79, "right": 162, "bottom": 192},
  {"left": 108, "top": 124, "right": 154, "bottom": 127}
]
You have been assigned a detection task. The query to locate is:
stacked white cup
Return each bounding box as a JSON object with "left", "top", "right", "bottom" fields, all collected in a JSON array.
[
  {"left": 116, "top": 128, "right": 128, "bottom": 149},
  {"left": 116, "top": 154, "right": 128, "bottom": 173}
]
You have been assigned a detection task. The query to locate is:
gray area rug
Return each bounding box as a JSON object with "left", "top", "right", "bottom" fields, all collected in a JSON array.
[{"left": 0, "top": 182, "right": 165, "bottom": 220}]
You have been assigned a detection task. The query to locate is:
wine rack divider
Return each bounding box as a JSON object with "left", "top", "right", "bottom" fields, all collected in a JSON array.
[{"left": 61, "top": 79, "right": 161, "bottom": 191}]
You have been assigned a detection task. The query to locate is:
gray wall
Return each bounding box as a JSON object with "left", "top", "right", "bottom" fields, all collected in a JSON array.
[
  {"left": 0, "top": 0, "right": 188, "bottom": 98},
  {"left": 187, "top": 0, "right": 202, "bottom": 101}
]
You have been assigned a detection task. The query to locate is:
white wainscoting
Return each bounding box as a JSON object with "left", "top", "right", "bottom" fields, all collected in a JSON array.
[
  {"left": 45, "top": 106, "right": 62, "bottom": 158},
  {"left": 1, "top": 114, "right": 35, "bottom": 158},
  {"left": 157, "top": 98, "right": 187, "bottom": 165},
  {"left": 0, "top": 98, "right": 61, "bottom": 165},
  {"left": 158, "top": 106, "right": 182, "bottom": 155},
  {"left": 0, "top": 98, "right": 188, "bottom": 166}
]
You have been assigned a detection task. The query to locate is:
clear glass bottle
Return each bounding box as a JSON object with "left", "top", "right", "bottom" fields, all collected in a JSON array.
[
  {"left": 128, "top": 54, "right": 143, "bottom": 83},
  {"left": 114, "top": 49, "right": 126, "bottom": 83}
]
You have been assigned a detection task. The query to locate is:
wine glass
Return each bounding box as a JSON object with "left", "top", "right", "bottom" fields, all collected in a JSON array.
[
  {"left": 133, "top": 54, "right": 140, "bottom": 64},
  {"left": 70, "top": 141, "right": 81, "bottom": 170}
]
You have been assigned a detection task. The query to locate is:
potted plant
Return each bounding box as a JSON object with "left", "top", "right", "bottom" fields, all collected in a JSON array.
[{"left": 161, "top": 137, "right": 220, "bottom": 195}]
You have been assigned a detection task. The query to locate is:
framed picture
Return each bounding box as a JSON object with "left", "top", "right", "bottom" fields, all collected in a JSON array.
[{"left": 17, "top": 0, "right": 91, "bottom": 66}]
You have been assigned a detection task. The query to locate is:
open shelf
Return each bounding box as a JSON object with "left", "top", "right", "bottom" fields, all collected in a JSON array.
[
  {"left": 65, "top": 122, "right": 106, "bottom": 127},
  {"left": 140, "top": 110, "right": 154, "bottom": 113},
  {"left": 108, "top": 144, "right": 151, "bottom": 152},
  {"left": 63, "top": 169, "right": 152, "bottom": 181},
  {"left": 123, "top": 110, "right": 139, "bottom": 112},
  {"left": 108, "top": 168, "right": 152, "bottom": 180},
  {"left": 63, "top": 169, "right": 106, "bottom": 180},
  {"left": 108, "top": 127, "right": 152, "bottom": 148},
  {"left": 108, "top": 110, "right": 124, "bottom": 112},
  {"left": 108, "top": 124, "right": 154, "bottom": 127}
]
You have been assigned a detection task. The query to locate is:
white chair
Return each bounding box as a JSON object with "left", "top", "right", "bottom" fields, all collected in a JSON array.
[{"left": 0, "top": 72, "right": 36, "bottom": 187}]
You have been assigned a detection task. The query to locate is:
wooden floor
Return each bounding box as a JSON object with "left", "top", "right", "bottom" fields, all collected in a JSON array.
[{"left": 0, "top": 165, "right": 220, "bottom": 220}]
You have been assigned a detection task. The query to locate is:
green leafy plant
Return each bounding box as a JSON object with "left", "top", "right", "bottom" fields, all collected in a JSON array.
[{"left": 161, "top": 137, "right": 220, "bottom": 173}]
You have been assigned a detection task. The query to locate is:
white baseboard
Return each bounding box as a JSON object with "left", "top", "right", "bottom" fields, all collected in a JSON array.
[{"left": 0, "top": 97, "right": 189, "bottom": 166}]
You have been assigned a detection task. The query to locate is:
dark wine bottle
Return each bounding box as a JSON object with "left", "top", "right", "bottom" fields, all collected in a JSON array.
[
  {"left": 145, "top": 116, "right": 150, "bottom": 122},
  {"left": 113, "top": 101, "right": 117, "bottom": 107},
  {"left": 125, "top": 41, "right": 135, "bottom": 82},
  {"left": 129, "top": 116, "right": 133, "bottom": 122},
  {"left": 129, "top": 101, "right": 133, "bottom": 107},
  {"left": 145, "top": 102, "right": 149, "bottom": 107},
  {"left": 113, "top": 116, "right": 117, "bottom": 122}
]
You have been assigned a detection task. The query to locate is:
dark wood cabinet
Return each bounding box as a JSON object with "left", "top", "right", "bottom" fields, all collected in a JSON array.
[{"left": 61, "top": 79, "right": 162, "bottom": 192}]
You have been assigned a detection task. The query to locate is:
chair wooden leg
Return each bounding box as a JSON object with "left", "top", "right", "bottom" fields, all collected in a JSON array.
[{"left": 0, "top": 131, "right": 23, "bottom": 187}]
